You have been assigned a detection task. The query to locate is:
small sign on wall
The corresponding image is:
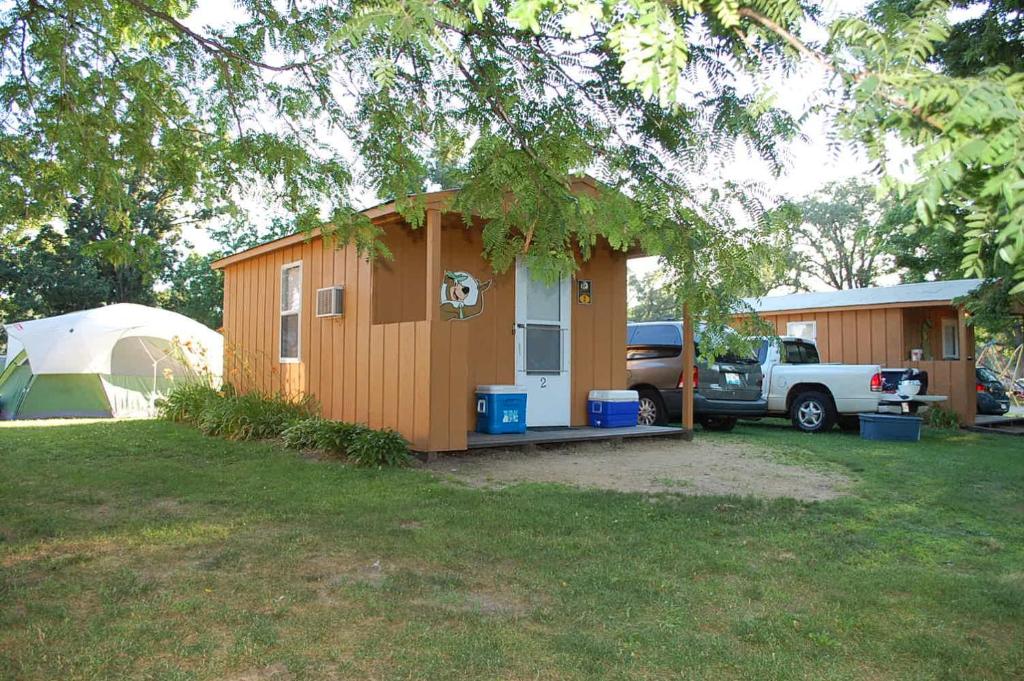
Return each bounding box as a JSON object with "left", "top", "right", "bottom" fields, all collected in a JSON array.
[{"left": 577, "top": 279, "right": 592, "bottom": 305}]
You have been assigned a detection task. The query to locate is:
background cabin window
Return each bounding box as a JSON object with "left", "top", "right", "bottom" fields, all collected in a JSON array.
[
  {"left": 786, "top": 321, "right": 817, "bottom": 340},
  {"left": 941, "top": 318, "right": 960, "bottom": 359},
  {"left": 280, "top": 262, "right": 302, "bottom": 362}
]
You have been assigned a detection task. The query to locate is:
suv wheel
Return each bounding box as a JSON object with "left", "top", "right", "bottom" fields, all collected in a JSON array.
[
  {"left": 700, "top": 416, "right": 737, "bottom": 432},
  {"left": 637, "top": 390, "right": 667, "bottom": 426},
  {"left": 790, "top": 391, "right": 837, "bottom": 433}
]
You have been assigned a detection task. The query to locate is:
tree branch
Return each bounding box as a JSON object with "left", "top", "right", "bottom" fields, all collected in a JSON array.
[
  {"left": 123, "top": 0, "right": 314, "bottom": 74},
  {"left": 736, "top": 7, "right": 946, "bottom": 132}
]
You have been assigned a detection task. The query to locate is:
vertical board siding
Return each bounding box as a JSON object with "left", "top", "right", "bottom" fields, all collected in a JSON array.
[
  {"left": 439, "top": 217, "right": 516, "bottom": 428},
  {"left": 572, "top": 248, "right": 627, "bottom": 425},
  {"left": 382, "top": 324, "right": 399, "bottom": 430},
  {"left": 362, "top": 320, "right": 436, "bottom": 444},
  {"left": 369, "top": 324, "right": 386, "bottom": 427},
  {"left": 428, "top": 321, "right": 452, "bottom": 449},
  {"left": 885, "top": 308, "right": 903, "bottom": 367},
  {"left": 320, "top": 246, "right": 335, "bottom": 417},
  {"left": 448, "top": 323, "right": 470, "bottom": 446},
  {"left": 355, "top": 255, "right": 371, "bottom": 424},
  {"left": 271, "top": 249, "right": 283, "bottom": 395},
  {"left": 222, "top": 268, "right": 235, "bottom": 384},
  {"left": 398, "top": 321, "right": 417, "bottom": 440},
  {"left": 342, "top": 246, "right": 358, "bottom": 422},
  {"left": 372, "top": 221, "right": 427, "bottom": 324},
  {"left": 309, "top": 242, "right": 322, "bottom": 401},
  {"left": 331, "top": 246, "right": 347, "bottom": 421},
  {"left": 610, "top": 261, "right": 628, "bottom": 390},
  {"left": 413, "top": 322, "right": 432, "bottom": 449},
  {"left": 815, "top": 313, "right": 830, "bottom": 359}
]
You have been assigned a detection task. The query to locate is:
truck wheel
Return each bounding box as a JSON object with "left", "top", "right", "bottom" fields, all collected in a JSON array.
[
  {"left": 790, "top": 391, "right": 837, "bottom": 433},
  {"left": 637, "top": 390, "right": 667, "bottom": 426},
  {"left": 700, "top": 416, "right": 737, "bottom": 432}
]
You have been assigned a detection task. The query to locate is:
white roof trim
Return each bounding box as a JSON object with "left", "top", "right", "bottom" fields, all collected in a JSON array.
[{"left": 742, "top": 279, "right": 984, "bottom": 314}]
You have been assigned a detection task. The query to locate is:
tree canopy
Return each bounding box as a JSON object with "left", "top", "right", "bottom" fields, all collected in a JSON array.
[
  {"left": 870, "top": 0, "right": 1024, "bottom": 77},
  {"left": 783, "top": 180, "right": 897, "bottom": 291},
  {"left": 3, "top": 0, "right": 1022, "bottom": 328},
  {"left": 0, "top": 0, "right": 810, "bottom": 326},
  {"left": 0, "top": 195, "right": 180, "bottom": 322}
]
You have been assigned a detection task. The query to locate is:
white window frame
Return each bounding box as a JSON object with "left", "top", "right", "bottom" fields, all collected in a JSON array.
[
  {"left": 280, "top": 261, "right": 303, "bottom": 363},
  {"left": 786, "top": 320, "right": 817, "bottom": 340},
  {"left": 941, "top": 318, "right": 960, "bottom": 360}
]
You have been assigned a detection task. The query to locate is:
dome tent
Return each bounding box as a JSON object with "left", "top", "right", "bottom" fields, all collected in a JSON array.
[{"left": 0, "top": 304, "right": 222, "bottom": 420}]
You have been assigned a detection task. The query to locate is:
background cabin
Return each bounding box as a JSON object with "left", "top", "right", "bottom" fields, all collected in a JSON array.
[
  {"left": 739, "top": 280, "right": 982, "bottom": 424},
  {"left": 212, "top": 181, "right": 630, "bottom": 452}
]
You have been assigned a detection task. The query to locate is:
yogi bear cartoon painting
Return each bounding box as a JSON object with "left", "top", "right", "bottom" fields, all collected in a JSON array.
[{"left": 439, "top": 270, "right": 492, "bottom": 321}]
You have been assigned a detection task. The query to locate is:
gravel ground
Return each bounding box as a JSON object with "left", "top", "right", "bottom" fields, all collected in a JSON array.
[{"left": 425, "top": 436, "right": 848, "bottom": 501}]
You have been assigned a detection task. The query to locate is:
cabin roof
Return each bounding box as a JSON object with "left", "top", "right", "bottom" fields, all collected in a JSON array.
[
  {"left": 211, "top": 176, "right": 602, "bottom": 270},
  {"left": 741, "top": 279, "right": 984, "bottom": 314}
]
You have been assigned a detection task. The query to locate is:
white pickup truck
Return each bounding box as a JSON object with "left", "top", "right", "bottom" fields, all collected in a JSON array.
[{"left": 756, "top": 336, "right": 946, "bottom": 432}]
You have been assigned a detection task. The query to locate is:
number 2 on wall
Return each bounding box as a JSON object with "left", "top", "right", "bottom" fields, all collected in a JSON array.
[{"left": 539, "top": 377, "right": 547, "bottom": 389}]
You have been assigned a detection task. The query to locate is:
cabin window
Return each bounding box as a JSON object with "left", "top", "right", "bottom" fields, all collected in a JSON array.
[
  {"left": 280, "top": 261, "right": 302, "bottom": 362},
  {"left": 786, "top": 321, "right": 816, "bottom": 340},
  {"left": 941, "top": 318, "right": 960, "bottom": 360}
]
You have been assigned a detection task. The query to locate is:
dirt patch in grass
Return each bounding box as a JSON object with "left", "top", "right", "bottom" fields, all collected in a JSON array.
[
  {"left": 222, "top": 663, "right": 292, "bottom": 681},
  {"left": 298, "top": 553, "right": 393, "bottom": 593},
  {"left": 414, "top": 589, "right": 532, "bottom": 618},
  {"left": 426, "top": 437, "right": 847, "bottom": 501}
]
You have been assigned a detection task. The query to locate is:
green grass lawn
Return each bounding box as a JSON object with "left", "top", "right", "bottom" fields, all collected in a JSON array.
[{"left": 1, "top": 420, "right": 1022, "bottom": 680}]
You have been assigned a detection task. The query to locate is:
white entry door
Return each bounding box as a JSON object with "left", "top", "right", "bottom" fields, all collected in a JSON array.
[{"left": 515, "top": 258, "right": 571, "bottom": 426}]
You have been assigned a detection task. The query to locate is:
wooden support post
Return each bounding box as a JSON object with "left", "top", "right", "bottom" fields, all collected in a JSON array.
[
  {"left": 958, "top": 306, "right": 976, "bottom": 426},
  {"left": 681, "top": 302, "right": 695, "bottom": 432},
  {"left": 425, "top": 209, "right": 442, "bottom": 323}
]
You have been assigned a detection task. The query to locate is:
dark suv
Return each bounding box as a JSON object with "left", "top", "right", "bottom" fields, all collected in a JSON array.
[
  {"left": 976, "top": 367, "right": 1010, "bottom": 415},
  {"left": 626, "top": 322, "right": 766, "bottom": 431}
]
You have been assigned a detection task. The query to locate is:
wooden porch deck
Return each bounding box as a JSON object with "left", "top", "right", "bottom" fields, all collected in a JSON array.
[{"left": 465, "top": 425, "right": 688, "bottom": 450}]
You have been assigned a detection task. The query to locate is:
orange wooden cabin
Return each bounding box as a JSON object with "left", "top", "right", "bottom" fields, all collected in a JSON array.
[
  {"left": 739, "top": 280, "right": 982, "bottom": 425},
  {"left": 212, "top": 179, "right": 633, "bottom": 452}
]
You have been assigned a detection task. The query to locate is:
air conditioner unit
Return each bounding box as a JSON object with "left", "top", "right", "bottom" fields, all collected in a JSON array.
[{"left": 316, "top": 286, "right": 344, "bottom": 318}]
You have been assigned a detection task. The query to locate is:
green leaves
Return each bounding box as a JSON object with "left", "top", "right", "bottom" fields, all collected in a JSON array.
[
  {"left": 3, "top": 0, "right": 806, "bottom": 331},
  {"left": 508, "top": 0, "right": 547, "bottom": 33},
  {"left": 1, "top": 0, "right": 351, "bottom": 241},
  {"left": 828, "top": 3, "right": 1024, "bottom": 295}
]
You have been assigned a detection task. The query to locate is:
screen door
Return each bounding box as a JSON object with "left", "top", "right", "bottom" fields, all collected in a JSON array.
[{"left": 514, "top": 258, "right": 571, "bottom": 426}]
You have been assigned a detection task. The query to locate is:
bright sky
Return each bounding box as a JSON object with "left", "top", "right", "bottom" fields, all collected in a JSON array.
[{"left": 628, "top": 0, "right": 876, "bottom": 286}]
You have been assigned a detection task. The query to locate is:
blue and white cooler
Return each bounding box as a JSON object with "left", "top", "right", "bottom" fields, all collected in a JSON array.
[
  {"left": 475, "top": 385, "right": 528, "bottom": 434},
  {"left": 587, "top": 390, "right": 640, "bottom": 428}
]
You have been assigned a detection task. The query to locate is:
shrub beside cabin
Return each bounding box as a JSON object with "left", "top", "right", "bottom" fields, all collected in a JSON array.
[
  {"left": 212, "top": 178, "right": 631, "bottom": 452},
  {"left": 738, "top": 280, "right": 982, "bottom": 425}
]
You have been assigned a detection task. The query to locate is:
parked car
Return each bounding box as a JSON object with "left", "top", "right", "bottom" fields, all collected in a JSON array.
[
  {"left": 756, "top": 336, "right": 886, "bottom": 432},
  {"left": 976, "top": 366, "right": 1011, "bottom": 415},
  {"left": 626, "top": 322, "right": 765, "bottom": 431},
  {"left": 755, "top": 337, "right": 947, "bottom": 432}
]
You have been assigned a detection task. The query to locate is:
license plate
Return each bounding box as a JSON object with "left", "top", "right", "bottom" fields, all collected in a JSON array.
[{"left": 724, "top": 372, "right": 742, "bottom": 386}]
